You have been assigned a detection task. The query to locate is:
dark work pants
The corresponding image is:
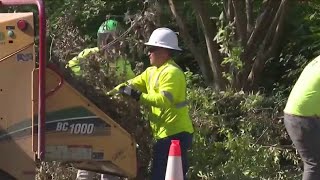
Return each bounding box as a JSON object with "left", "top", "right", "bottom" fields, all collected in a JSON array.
[
  {"left": 284, "top": 113, "right": 320, "bottom": 180},
  {"left": 151, "top": 132, "right": 193, "bottom": 180}
]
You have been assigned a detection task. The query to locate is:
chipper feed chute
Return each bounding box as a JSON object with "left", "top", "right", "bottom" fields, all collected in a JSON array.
[{"left": 0, "top": 2, "right": 137, "bottom": 179}]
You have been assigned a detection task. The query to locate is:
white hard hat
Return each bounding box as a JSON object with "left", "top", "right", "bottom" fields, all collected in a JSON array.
[{"left": 144, "top": 27, "right": 182, "bottom": 51}]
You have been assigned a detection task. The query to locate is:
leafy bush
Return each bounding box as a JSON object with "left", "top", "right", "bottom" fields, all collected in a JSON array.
[{"left": 186, "top": 72, "right": 302, "bottom": 180}]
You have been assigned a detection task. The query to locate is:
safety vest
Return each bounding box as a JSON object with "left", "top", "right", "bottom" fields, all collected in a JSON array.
[
  {"left": 118, "top": 59, "right": 194, "bottom": 139},
  {"left": 284, "top": 55, "right": 320, "bottom": 116},
  {"left": 67, "top": 47, "right": 135, "bottom": 79}
]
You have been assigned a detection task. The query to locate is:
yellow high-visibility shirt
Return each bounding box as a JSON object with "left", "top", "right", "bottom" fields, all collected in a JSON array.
[
  {"left": 112, "top": 59, "right": 194, "bottom": 139},
  {"left": 284, "top": 55, "right": 320, "bottom": 116}
]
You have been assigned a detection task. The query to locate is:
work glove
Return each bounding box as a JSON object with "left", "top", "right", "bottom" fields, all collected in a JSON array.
[
  {"left": 105, "top": 82, "right": 127, "bottom": 97},
  {"left": 105, "top": 89, "right": 118, "bottom": 97},
  {"left": 118, "top": 85, "right": 141, "bottom": 101}
]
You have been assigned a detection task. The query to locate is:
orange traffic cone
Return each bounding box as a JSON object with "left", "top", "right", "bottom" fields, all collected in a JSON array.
[{"left": 165, "top": 140, "right": 183, "bottom": 180}]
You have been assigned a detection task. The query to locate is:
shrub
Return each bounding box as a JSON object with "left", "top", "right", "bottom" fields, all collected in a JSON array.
[{"left": 186, "top": 72, "right": 302, "bottom": 180}]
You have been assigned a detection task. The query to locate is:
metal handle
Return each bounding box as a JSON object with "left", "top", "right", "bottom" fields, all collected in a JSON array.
[{"left": 46, "top": 64, "right": 64, "bottom": 98}]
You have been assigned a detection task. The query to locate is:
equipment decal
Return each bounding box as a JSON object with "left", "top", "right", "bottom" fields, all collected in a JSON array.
[
  {"left": 56, "top": 122, "right": 94, "bottom": 134},
  {"left": 17, "top": 53, "right": 33, "bottom": 62},
  {"left": 46, "top": 116, "right": 111, "bottom": 136},
  {"left": 0, "top": 107, "right": 112, "bottom": 141}
]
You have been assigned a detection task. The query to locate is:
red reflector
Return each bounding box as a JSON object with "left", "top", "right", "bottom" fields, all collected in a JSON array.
[{"left": 17, "top": 20, "right": 28, "bottom": 31}]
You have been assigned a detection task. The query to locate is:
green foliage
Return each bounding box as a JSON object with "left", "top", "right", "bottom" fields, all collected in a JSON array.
[
  {"left": 262, "top": 1, "right": 320, "bottom": 93},
  {"left": 214, "top": 13, "right": 246, "bottom": 85},
  {"left": 47, "top": 0, "right": 145, "bottom": 45},
  {"left": 185, "top": 72, "right": 302, "bottom": 179}
]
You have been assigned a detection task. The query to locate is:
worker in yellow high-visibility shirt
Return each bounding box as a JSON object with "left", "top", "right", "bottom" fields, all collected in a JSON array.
[
  {"left": 67, "top": 19, "right": 135, "bottom": 80},
  {"left": 107, "top": 27, "right": 194, "bottom": 180},
  {"left": 73, "top": 19, "right": 132, "bottom": 180},
  {"left": 284, "top": 55, "right": 320, "bottom": 180}
]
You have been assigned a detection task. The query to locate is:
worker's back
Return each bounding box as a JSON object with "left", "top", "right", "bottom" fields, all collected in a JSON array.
[{"left": 284, "top": 55, "right": 320, "bottom": 116}]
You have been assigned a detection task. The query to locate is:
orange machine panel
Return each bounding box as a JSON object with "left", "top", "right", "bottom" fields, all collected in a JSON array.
[
  {"left": 0, "top": 13, "right": 36, "bottom": 180},
  {"left": 0, "top": 13, "right": 34, "bottom": 60}
]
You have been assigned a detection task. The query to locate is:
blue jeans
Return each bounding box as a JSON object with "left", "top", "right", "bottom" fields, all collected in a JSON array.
[
  {"left": 151, "top": 132, "right": 193, "bottom": 180},
  {"left": 284, "top": 113, "right": 320, "bottom": 180}
]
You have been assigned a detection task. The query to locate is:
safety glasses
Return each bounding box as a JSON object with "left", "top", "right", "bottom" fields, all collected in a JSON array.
[{"left": 148, "top": 46, "right": 162, "bottom": 53}]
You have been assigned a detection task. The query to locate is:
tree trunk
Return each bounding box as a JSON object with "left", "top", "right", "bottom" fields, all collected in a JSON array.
[
  {"left": 167, "top": 0, "right": 291, "bottom": 91},
  {"left": 247, "top": 0, "right": 289, "bottom": 89},
  {"left": 168, "top": 0, "right": 214, "bottom": 85},
  {"left": 190, "top": 0, "right": 225, "bottom": 91},
  {"left": 232, "top": 0, "right": 247, "bottom": 46},
  {"left": 246, "top": 0, "right": 254, "bottom": 35}
]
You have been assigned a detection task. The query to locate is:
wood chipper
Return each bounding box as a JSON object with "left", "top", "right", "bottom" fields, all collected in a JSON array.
[{"left": 0, "top": 0, "right": 137, "bottom": 179}]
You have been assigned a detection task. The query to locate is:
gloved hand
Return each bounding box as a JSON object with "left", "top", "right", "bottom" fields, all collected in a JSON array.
[
  {"left": 104, "top": 83, "right": 128, "bottom": 97},
  {"left": 118, "top": 85, "right": 141, "bottom": 101},
  {"left": 105, "top": 89, "right": 117, "bottom": 97}
]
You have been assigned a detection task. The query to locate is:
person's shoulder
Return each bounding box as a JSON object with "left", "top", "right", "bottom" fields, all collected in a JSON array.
[
  {"left": 139, "top": 66, "right": 156, "bottom": 76},
  {"left": 79, "top": 47, "right": 99, "bottom": 57},
  {"left": 77, "top": 47, "right": 98, "bottom": 54},
  {"left": 86, "top": 47, "right": 99, "bottom": 53},
  {"left": 162, "top": 64, "right": 184, "bottom": 79},
  {"left": 306, "top": 55, "right": 320, "bottom": 67},
  {"left": 146, "top": 66, "right": 157, "bottom": 71},
  {"left": 167, "top": 62, "right": 183, "bottom": 73}
]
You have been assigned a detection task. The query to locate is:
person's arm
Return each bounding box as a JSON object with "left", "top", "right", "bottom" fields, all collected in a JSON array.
[
  {"left": 107, "top": 68, "right": 148, "bottom": 95},
  {"left": 67, "top": 47, "right": 99, "bottom": 67}
]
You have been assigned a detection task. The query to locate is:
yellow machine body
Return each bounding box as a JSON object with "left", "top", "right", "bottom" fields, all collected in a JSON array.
[{"left": 0, "top": 13, "right": 136, "bottom": 180}]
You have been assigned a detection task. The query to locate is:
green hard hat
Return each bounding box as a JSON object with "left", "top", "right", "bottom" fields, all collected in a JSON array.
[{"left": 98, "top": 19, "right": 118, "bottom": 33}]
